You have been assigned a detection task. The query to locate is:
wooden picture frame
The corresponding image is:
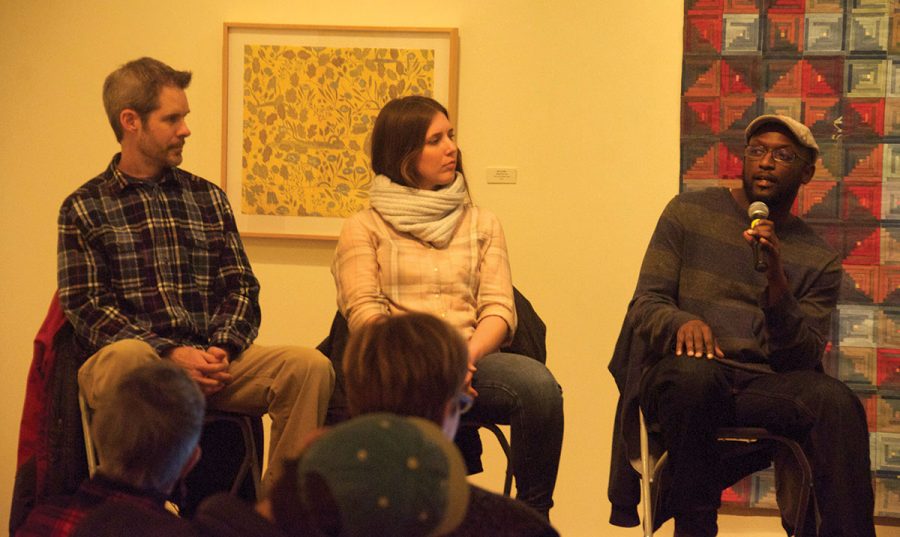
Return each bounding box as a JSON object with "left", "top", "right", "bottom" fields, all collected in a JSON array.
[{"left": 222, "top": 23, "right": 459, "bottom": 239}]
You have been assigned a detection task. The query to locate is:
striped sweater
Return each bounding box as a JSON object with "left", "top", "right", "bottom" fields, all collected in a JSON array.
[{"left": 630, "top": 187, "right": 841, "bottom": 371}]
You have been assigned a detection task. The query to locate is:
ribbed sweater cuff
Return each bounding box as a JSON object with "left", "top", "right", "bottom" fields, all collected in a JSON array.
[{"left": 609, "top": 504, "right": 640, "bottom": 527}]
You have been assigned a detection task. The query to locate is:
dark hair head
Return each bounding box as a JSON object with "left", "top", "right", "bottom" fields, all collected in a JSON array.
[
  {"left": 268, "top": 458, "right": 335, "bottom": 537},
  {"left": 103, "top": 57, "right": 192, "bottom": 142},
  {"left": 370, "top": 96, "right": 464, "bottom": 188},
  {"left": 343, "top": 313, "right": 468, "bottom": 425}
]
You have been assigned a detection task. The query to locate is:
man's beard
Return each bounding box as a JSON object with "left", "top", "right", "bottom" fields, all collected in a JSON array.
[{"left": 742, "top": 176, "right": 801, "bottom": 213}]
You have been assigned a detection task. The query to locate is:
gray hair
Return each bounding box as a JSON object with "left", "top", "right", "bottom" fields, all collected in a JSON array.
[{"left": 91, "top": 361, "right": 205, "bottom": 491}]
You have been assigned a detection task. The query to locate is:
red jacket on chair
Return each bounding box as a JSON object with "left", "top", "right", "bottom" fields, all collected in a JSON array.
[{"left": 10, "top": 292, "right": 90, "bottom": 535}]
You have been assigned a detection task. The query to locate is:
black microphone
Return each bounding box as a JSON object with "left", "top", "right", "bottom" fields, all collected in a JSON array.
[{"left": 748, "top": 201, "right": 769, "bottom": 272}]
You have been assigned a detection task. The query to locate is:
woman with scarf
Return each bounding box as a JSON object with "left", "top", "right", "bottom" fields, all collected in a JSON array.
[{"left": 331, "top": 96, "right": 563, "bottom": 518}]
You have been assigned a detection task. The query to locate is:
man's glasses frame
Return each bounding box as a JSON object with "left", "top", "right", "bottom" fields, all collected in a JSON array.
[{"left": 744, "top": 144, "right": 809, "bottom": 166}]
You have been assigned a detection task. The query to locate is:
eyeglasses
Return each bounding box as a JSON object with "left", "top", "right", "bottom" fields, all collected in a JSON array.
[
  {"left": 744, "top": 144, "right": 808, "bottom": 165},
  {"left": 456, "top": 392, "right": 474, "bottom": 415}
]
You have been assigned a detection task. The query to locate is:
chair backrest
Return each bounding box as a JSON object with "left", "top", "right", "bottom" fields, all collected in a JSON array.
[
  {"left": 317, "top": 287, "right": 548, "bottom": 424},
  {"left": 503, "top": 288, "right": 547, "bottom": 364},
  {"left": 319, "top": 287, "right": 546, "bottom": 363}
]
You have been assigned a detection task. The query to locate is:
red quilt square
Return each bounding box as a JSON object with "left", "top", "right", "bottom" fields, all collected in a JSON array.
[
  {"left": 845, "top": 226, "right": 882, "bottom": 265},
  {"left": 718, "top": 140, "right": 745, "bottom": 178},
  {"left": 843, "top": 99, "right": 886, "bottom": 138},
  {"left": 844, "top": 144, "right": 884, "bottom": 182},
  {"left": 686, "top": 14, "right": 724, "bottom": 54},
  {"left": 724, "top": 0, "right": 759, "bottom": 13},
  {"left": 765, "top": 59, "right": 803, "bottom": 97},
  {"left": 683, "top": 98, "right": 722, "bottom": 135},
  {"left": 803, "top": 58, "right": 843, "bottom": 97},
  {"left": 687, "top": 0, "right": 724, "bottom": 13},
  {"left": 767, "top": 13, "right": 804, "bottom": 53},
  {"left": 721, "top": 57, "right": 760, "bottom": 95},
  {"left": 878, "top": 349, "right": 900, "bottom": 388},
  {"left": 767, "top": 0, "right": 804, "bottom": 13}
]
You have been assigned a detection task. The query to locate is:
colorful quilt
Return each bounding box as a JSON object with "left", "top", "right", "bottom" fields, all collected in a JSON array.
[{"left": 680, "top": 0, "right": 900, "bottom": 517}]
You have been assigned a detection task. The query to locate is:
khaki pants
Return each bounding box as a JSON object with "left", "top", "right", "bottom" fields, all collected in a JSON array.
[{"left": 78, "top": 339, "right": 335, "bottom": 488}]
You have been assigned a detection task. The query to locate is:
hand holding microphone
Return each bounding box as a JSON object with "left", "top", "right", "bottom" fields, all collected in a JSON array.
[
  {"left": 748, "top": 201, "right": 769, "bottom": 273},
  {"left": 744, "top": 200, "right": 792, "bottom": 305}
]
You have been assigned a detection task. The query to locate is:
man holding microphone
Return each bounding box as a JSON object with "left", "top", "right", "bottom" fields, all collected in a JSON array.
[{"left": 609, "top": 115, "right": 875, "bottom": 536}]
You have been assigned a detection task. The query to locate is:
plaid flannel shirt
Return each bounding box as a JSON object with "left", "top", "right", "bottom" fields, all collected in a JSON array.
[
  {"left": 14, "top": 475, "right": 169, "bottom": 537},
  {"left": 57, "top": 154, "right": 260, "bottom": 356}
]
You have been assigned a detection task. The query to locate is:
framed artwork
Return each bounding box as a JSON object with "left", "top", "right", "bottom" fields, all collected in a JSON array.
[{"left": 222, "top": 23, "right": 459, "bottom": 239}]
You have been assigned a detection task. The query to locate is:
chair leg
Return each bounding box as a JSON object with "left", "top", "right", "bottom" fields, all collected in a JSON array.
[
  {"left": 229, "top": 420, "right": 252, "bottom": 496},
  {"left": 772, "top": 437, "right": 812, "bottom": 537},
  {"left": 78, "top": 393, "right": 98, "bottom": 477},
  {"left": 237, "top": 415, "right": 263, "bottom": 500},
  {"left": 204, "top": 412, "right": 263, "bottom": 500},
  {"left": 480, "top": 423, "right": 514, "bottom": 497},
  {"left": 637, "top": 422, "right": 814, "bottom": 537},
  {"left": 639, "top": 411, "right": 654, "bottom": 537},
  {"left": 716, "top": 429, "right": 813, "bottom": 537},
  {"left": 637, "top": 410, "right": 671, "bottom": 537}
]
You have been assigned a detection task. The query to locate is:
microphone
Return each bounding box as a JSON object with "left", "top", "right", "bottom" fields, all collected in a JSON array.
[{"left": 748, "top": 201, "right": 769, "bottom": 272}]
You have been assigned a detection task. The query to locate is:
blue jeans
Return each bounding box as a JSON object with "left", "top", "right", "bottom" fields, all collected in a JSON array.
[
  {"left": 465, "top": 352, "right": 564, "bottom": 516},
  {"left": 640, "top": 356, "right": 874, "bottom": 537}
]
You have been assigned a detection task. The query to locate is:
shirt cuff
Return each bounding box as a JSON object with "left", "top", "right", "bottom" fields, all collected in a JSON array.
[
  {"left": 208, "top": 327, "right": 252, "bottom": 354},
  {"left": 478, "top": 305, "right": 516, "bottom": 343},
  {"left": 145, "top": 337, "right": 179, "bottom": 357},
  {"left": 346, "top": 304, "right": 390, "bottom": 332},
  {"left": 213, "top": 341, "right": 242, "bottom": 359}
]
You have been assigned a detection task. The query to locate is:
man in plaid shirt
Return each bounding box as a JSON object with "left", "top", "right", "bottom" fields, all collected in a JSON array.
[{"left": 57, "top": 57, "right": 334, "bottom": 491}]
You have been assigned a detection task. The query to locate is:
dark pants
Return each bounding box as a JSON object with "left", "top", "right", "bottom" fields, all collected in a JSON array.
[
  {"left": 466, "top": 352, "right": 564, "bottom": 516},
  {"left": 640, "top": 356, "right": 874, "bottom": 537}
]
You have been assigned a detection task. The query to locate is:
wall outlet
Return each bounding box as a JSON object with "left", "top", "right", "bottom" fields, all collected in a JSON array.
[{"left": 486, "top": 167, "right": 517, "bottom": 184}]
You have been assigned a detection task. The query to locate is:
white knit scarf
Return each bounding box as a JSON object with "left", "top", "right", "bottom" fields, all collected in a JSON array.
[{"left": 369, "top": 173, "right": 468, "bottom": 248}]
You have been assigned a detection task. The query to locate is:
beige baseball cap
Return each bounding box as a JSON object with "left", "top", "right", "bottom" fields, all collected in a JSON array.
[{"left": 745, "top": 114, "right": 819, "bottom": 161}]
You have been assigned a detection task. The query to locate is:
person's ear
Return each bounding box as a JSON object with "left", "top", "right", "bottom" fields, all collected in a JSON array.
[
  {"left": 441, "top": 398, "right": 460, "bottom": 440},
  {"left": 120, "top": 109, "right": 141, "bottom": 136},
  {"left": 801, "top": 164, "right": 816, "bottom": 185},
  {"left": 178, "top": 445, "right": 202, "bottom": 481}
]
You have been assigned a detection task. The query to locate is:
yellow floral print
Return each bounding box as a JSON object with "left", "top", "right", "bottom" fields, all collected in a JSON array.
[{"left": 241, "top": 44, "right": 435, "bottom": 217}]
